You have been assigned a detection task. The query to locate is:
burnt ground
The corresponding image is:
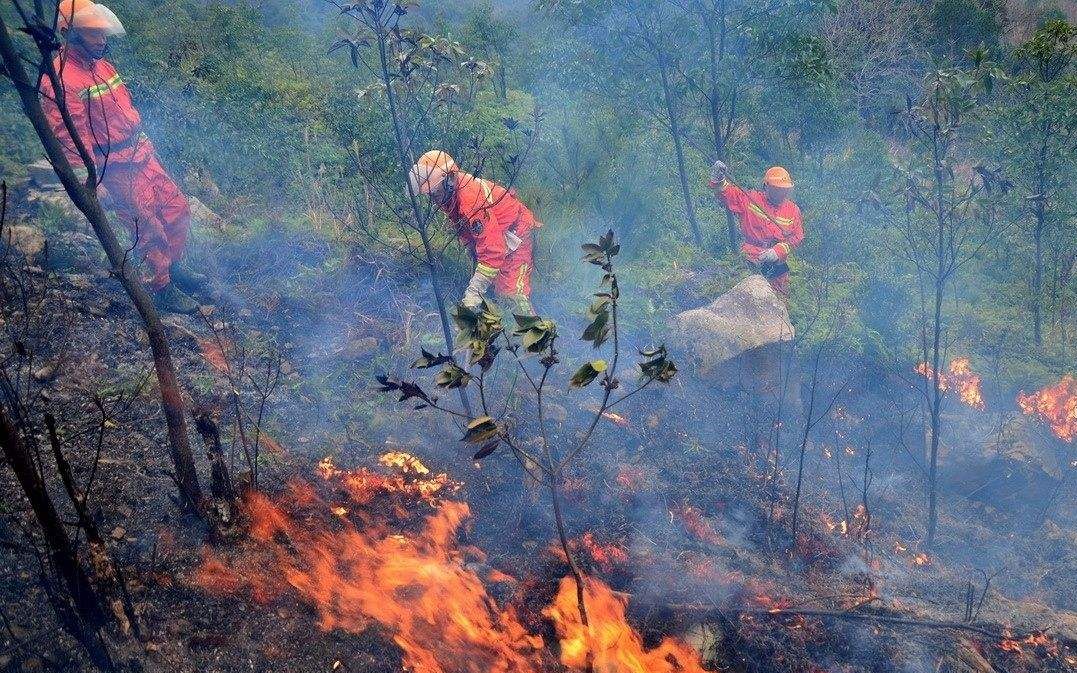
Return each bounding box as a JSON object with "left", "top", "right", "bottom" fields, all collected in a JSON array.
[{"left": 1, "top": 215, "right": 1077, "bottom": 673}]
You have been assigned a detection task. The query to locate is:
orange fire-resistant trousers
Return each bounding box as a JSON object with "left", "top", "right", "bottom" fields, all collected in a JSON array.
[{"left": 101, "top": 148, "right": 190, "bottom": 291}]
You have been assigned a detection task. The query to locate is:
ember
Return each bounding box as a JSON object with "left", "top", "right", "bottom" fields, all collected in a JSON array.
[
  {"left": 1017, "top": 375, "right": 1077, "bottom": 442},
  {"left": 197, "top": 337, "right": 231, "bottom": 373},
  {"left": 576, "top": 531, "right": 630, "bottom": 572},
  {"left": 998, "top": 631, "right": 1061, "bottom": 657},
  {"left": 672, "top": 504, "right": 723, "bottom": 545},
  {"left": 615, "top": 464, "right": 646, "bottom": 492}
]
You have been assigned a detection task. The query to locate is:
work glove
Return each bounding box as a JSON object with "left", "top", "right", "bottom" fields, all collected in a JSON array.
[
  {"left": 461, "top": 269, "right": 494, "bottom": 309},
  {"left": 709, "top": 160, "right": 729, "bottom": 184},
  {"left": 759, "top": 247, "right": 780, "bottom": 264}
]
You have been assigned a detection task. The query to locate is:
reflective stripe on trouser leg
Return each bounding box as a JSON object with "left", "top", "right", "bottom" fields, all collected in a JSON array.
[{"left": 495, "top": 263, "right": 533, "bottom": 315}]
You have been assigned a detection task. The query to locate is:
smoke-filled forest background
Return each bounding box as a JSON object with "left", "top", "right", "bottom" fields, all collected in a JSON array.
[{"left": 2, "top": 0, "right": 1074, "bottom": 374}]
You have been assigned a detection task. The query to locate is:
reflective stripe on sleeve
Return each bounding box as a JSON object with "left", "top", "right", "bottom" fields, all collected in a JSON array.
[{"left": 476, "top": 262, "right": 499, "bottom": 278}]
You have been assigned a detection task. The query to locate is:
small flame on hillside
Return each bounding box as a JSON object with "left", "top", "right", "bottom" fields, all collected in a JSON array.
[
  {"left": 1017, "top": 375, "right": 1077, "bottom": 442},
  {"left": 915, "top": 357, "right": 985, "bottom": 410},
  {"left": 544, "top": 577, "right": 708, "bottom": 673},
  {"left": 998, "top": 631, "right": 1061, "bottom": 657}
]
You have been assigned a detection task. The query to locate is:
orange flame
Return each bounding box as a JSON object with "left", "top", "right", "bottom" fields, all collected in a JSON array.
[
  {"left": 1017, "top": 375, "right": 1077, "bottom": 442},
  {"left": 998, "top": 631, "right": 1060, "bottom": 656},
  {"left": 544, "top": 577, "right": 707, "bottom": 673},
  {"left": 195, "top": 453, "right": 707, "bottom": 672},
  {"left": 315, "top": 455, "right": 458, "bottom": 505},
  {"left": 916, "top": 357, "right": 985, "bottom": 410}
]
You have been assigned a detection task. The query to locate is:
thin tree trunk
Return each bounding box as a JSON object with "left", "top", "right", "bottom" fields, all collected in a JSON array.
[
  {"left": 374, "top": 20, "right": 472, "bottom": 415},
  {"left": 1032, "top": 135, "right": 1048, "bottom": 348},
  {"left": 656, "top": 48, "right": 704, "bottom": 248},
  {"left": 925, "top": 125, "right": 947, "bottom": 549},
  {"left": 702, "top": 0, "right": 738, "bottom": 253},
  {"left": 0, "top": 17, "right": 203, "bottom": 510}
]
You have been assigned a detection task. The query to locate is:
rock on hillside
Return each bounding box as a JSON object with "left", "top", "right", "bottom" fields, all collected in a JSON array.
[{"left": 668, "top": 274, "right": 794, "bottom": 375}]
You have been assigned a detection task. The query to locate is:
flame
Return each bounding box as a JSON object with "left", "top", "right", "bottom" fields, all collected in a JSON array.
[
  {"left": 915, "top": 357, "right": 985, "bottom": 410},
  {"left": 583, "top": 404, "right": 631, "bottom": 428},
  {"left": 911, "top": 552, "right": 931, "bottom": 567},
  {"left": 998, "top": 631, "right": 1060, "bottom": 656},
  {"left": 196, "top": 486, "right": 543, "bottom": 672},
  {"left": 1017, "top": 375, "right": 1077, "bottom": 442},
  {"left": 195, "top": 453, "right": 706, "bottom": 672},
  {"left": 379, "top": 451, "right": 431, "bottom": 474},
  {"left": 315, "top": 454, "right": 458, "bottom": 505},
  {"left": 544, "top": 577, "right": 707, "bottom": 673}
]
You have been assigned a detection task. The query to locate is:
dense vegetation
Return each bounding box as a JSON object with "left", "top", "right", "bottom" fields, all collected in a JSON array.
[{"left": 3, "top": 0, "right": 1073, "bottom": 394}]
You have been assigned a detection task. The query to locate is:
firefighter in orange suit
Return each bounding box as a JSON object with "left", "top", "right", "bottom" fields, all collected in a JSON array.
[
  {"left": 39, "top": 0, "right": 201, "bottom": 313},
  {"left": 708, "top": 162, "right": 804, "bottom": 297},
  {"left": 409, "top": 150, "right": 539, "bottom": 315}
]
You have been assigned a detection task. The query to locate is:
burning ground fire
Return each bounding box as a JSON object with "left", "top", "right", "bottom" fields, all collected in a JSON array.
[
  {"left": 1017, "top": 375, "right": 1077, "bottom": 442},
  {"left": 915, "top": 357, "right": 985, "bottom": 410},
  {"left": 193, "top": 452, "right": 708, "bottom": 672}
]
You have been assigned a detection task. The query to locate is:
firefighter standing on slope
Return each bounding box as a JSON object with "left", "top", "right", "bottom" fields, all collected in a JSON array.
[
  {"left": 708, "top": 161, "right": 804, "bottom": 298},
  {"left": 39, "top": 0, "right": 202, "bottom": 314},
  {"left": 409, "top": 150, "right": 539, "bottom": 315}
]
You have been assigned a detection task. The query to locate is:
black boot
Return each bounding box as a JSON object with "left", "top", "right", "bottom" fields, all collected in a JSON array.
[
  {"left": 170, "top": 262, "right": 209, "bottom": 294},
  {"left": 153, "top": 283, "right": 200, "bottom": 314}
]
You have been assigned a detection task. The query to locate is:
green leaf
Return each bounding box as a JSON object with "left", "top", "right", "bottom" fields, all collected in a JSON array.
[
  {"left": 570, "top": 360, "right": 607, "bottom": 388},
  {"left": 638, "top": 345, "right": 667, "bottom": 358},
  {"left": 411, "top": 348, "right": 453, "bottom": 369},
  {"left": 434, "top": 363, "right": 472, "bottom": 389},
  {"left": 472, "top": 439, "right": 499, "bottom": 460},
  {"left": 515, "top": 317, "right": 557, "bottom": 353},
  {"left": 581, "top": 310, "right": 610, "bottom": 347},
  {"left": 513, "top": 313, "right": 544, "bottom": 330},
  {"left": 461, "top": 416, "right": 499, "bottom": 444},
  {"left": 640, "top": 353, "right": 678, "bottom": 383}
]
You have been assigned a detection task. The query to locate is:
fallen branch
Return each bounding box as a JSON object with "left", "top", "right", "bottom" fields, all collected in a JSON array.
[{"left": 664, "top": 601, "right": 1040, "bottom": 641}]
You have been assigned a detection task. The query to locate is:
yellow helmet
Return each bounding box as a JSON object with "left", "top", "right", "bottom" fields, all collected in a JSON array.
[
  {"left": 764, "top": 166, "right": 793, "bottom": 189},
  {"left": 409, "top": 150, "right": 456, "bottom": 195}
]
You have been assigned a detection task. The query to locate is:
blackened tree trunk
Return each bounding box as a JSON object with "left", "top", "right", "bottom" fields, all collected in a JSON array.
[
  {"left": 0, "top": 409, "right": 116, "bottom": 671},
  {"left": 0, "top": 16, "right": 203, "bottom": 510}
]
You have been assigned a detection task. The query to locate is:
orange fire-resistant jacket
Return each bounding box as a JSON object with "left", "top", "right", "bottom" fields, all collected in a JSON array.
[
  {"left": 442, "top": 172, "right": 538, "bottom": 278},
  {"left": 712, "top": 178, "right": 804, "bottom": 264},
  {"left": 39, "top": 48, "right": 146, "bottom": 167}
]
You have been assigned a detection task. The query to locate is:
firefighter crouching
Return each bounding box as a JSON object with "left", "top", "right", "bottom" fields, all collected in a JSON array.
[
  {"left": 708, "top": 161, "right": 804, "bottom": 298},
  {"left": 409, "top": 150, "right": 539, "bottom": 315},
  {"left": 40, "top": 0, "right": 203, "bottom": 313}
]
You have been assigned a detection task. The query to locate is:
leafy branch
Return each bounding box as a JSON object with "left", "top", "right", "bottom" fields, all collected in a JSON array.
[{"left": 375, "top": 229, "right": 678, "bottom": 626}]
